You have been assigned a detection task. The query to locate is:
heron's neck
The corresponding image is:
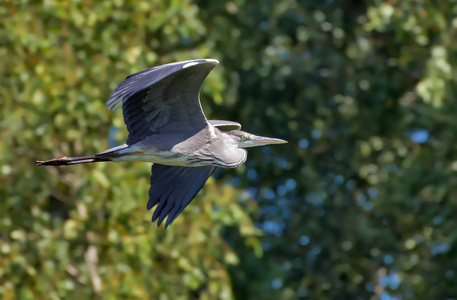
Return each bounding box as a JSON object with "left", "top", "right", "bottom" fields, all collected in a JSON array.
[{"left": 206, "top": 131, "right": 247, "bottom": 168}]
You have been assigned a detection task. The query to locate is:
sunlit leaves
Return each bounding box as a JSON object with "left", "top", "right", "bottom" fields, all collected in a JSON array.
[{"left": 1, "top": 1, "right": 258, "bottom": 299}]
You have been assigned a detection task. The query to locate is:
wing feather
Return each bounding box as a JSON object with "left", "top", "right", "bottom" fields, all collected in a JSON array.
[
  {"left": 208, "top": 120, "right": 241, "bottom": 131},
  {"left": 147, "top": 164, "right": 215, "bottom": 228},
  {"left": 106, "top": 59, "right": 219, "bottom": 144}
]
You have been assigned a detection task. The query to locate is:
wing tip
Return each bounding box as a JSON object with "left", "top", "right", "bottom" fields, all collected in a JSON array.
[
  {"left": 182, "top": 58, "right": 219, "bottom": 69},
  {"left": 204, "top": 58, "right": 219, "bottom": 64}
]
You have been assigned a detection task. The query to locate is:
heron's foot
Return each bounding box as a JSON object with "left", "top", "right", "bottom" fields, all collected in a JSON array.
[{"left": 35, "top": 156, "right": 68, "bottom": 166}]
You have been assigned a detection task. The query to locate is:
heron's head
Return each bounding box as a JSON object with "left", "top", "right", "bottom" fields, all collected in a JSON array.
[{"left": 227, "top": 130, "right": 287, "bottom": 149}]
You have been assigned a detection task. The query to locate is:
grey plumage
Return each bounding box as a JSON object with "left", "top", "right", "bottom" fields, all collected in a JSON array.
[
  {"left": 148, "top": 165, "right": 215, "bottom": 228},
  {"left": 106, "top": 59, "right": 216, "bottom": 144},
  {"left": 36, "top": 59, "right": 286, "bottom": 228}
]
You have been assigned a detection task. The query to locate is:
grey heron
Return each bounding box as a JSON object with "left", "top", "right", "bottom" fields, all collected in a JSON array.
[{"left": 35, "top": 59, "right": 287, "bottom": 228}]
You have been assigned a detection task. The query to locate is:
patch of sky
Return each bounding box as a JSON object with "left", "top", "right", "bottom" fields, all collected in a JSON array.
[
  {"left": 285, "top": 178, "right": 297, "bottom": 190},
  {"left": 408, "top": 128, "right": 429, "bottom": 144},
  {"left": 262, "top": 220, "right": 284, "bottom": 236},
  {"left": 383, "top": 254, "right": 393, "bottom": 265},
  {"left": 108, "top": 126, "right": 118, "bottom": 148},
  {"left": 299, "top": 235, "right": 310, "bottom": 246},
  {"left": 389, "top": 273, "right": 401, "bottom": 289},
  {"left": 334, "top": 174, "right": 344, "bottom": 185},
  {"left": 367, "top": 187, "right": 378, "bottom": 198},
  {"left": 245, "top": 187, "right": 257, "bottom": 198},
  {"left": 379, "top": 276, "right": 389, "bottom": 287},
  {"left": 271, "top": 279, "right": 282, "bottom": 290},
  {"left": 311, "top": 129, "right": 322, "bottom": 140},
  {"left": 379, "top": 272, "right": 401, "bottom": 290},
  {"left": 299, "top": 139, "right": 309, "bottom": 149},
  {"left": 277, "top": 185, "right": 288, "bottom": 196},
  {"left": 432, "top": 242, "right": 450, "bottom": 255},
  {"left": 433, "top": 215, "right": 443, "bottom": 225}
]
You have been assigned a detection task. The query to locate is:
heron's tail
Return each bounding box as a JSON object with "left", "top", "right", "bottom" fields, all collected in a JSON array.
[
  {"left": 35, "top": 155, "right": 112, "bottom": 166},
  {"left": 35, "top": 144, "right": 128, "bottom": 166}
]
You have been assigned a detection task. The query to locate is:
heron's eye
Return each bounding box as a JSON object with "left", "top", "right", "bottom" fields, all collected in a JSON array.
[{"left": 241, "top": 135, "right": 247, "bottom": 140}]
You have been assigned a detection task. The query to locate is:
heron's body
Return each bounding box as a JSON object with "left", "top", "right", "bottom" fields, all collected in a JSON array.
[
  {"left": 36, "top": 59, "right": 285, "bottom": 228},
  {"left": 109, "top": 127, "right": 247, "bottom": 167}
]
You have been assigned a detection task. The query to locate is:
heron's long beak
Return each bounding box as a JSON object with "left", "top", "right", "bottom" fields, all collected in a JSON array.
[{"left": 251, "top": 135, "right": 288, "bottom": 146}]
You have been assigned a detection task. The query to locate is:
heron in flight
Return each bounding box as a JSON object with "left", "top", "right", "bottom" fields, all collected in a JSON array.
[{"left": 36, "top": 59, "right": 286, "bottom": 228}]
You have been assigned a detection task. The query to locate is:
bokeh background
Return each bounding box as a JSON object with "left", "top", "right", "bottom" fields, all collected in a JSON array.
[{"left": 2, "top": 0, "right": 457, "bottom": 299}]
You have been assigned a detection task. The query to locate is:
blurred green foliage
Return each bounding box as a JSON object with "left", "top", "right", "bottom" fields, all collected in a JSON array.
[
  {"left": 1, "top": 1, "right": 259, "bottom": 299},
  {"left": 2, "top": 0, "right": 457, "bottom": 299}
]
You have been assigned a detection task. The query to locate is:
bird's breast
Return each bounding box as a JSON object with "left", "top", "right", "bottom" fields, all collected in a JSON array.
[{"left": 112, "top": 146, "right": 215, "bottom": 167}]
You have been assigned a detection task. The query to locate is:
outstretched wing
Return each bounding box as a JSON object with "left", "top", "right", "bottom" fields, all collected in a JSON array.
[
  {"left": 208, "top": 120, "right": 242, "bottom": 131},
  {"left": 106, "top": 59, "right": 219, "bottom": 144},
  {"left": 147, "top": 164, "right": 215, "bottom": 228}
]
